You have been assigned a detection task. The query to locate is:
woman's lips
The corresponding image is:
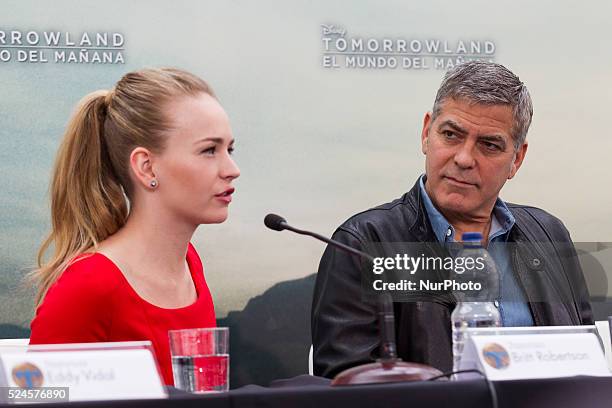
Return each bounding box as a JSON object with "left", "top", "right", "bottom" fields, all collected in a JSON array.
[{"left": 215, "top": 188, "right": 235, "bottom": 203}]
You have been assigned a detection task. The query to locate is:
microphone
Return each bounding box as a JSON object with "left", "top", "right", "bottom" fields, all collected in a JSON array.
[
  {"left": 264, "top": 213, "right": 375, "bottom": 263},
  {"left": 263, "top": 213, "right": 287, "bottom": 231},
  {"left": 263, "top": 213, "right": 442, "bottom": 385}
]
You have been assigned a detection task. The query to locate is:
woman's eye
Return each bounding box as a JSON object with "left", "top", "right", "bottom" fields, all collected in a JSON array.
[
  {"left": 228, "top": 147, "right": 235, "bottom": 155},
  {"left": 201, "top": 147, "right": 216, "bottom": 155}
]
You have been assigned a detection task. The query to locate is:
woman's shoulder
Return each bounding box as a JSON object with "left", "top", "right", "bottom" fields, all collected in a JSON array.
[
  {"left": 40, "top": 253, "right": 125, "bottom": 308},
  {"left": 60, "top": 252, "right": 125, "bottom": 289},
  {"left": 30, "top": 253, "right": 125, "bottom": 343}
]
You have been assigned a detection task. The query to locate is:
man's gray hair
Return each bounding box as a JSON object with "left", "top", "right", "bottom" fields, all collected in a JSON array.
[{"left": 431, "top": 61, "right": 533, "bottom": 150}]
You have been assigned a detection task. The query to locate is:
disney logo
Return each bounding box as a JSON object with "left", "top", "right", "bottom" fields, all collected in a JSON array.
[{"left": 321, "top": 24, "right": 346, "bottom": 37}]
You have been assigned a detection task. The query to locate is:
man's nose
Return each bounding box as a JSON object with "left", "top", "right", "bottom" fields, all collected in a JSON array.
[{"left": 453, "top": 142, "right": 476, "bottom": 169}]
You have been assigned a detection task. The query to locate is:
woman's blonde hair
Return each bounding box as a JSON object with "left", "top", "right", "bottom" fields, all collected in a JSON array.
[{"left": 31, "top": 68, "right": 214, "bottom": 307}]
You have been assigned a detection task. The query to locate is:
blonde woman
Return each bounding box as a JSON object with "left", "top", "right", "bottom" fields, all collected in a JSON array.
[{"left": 29, "top": 68, "right": 240, "bottom": 385}]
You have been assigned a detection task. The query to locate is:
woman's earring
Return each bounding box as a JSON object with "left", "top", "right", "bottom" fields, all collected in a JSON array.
[{"left": 150, "top": 179, "right": 158, "bottom": 188}]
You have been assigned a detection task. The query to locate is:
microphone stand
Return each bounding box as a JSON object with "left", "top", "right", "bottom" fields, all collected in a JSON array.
[
  {"left": 264, "top": 214, "right": 443, "bottom": 385},
  {"left": 331, "top": 293, "right": 443, "bottom": 385}
]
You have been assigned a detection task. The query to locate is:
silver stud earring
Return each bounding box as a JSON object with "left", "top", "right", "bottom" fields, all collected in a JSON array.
[{"left": 150, "top": 179, "right": 158, "bottom": 188}]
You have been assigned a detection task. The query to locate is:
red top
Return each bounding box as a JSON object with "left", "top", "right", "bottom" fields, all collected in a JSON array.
[{"left": 29, "top": 243, "right": 216, "bottom": 385}]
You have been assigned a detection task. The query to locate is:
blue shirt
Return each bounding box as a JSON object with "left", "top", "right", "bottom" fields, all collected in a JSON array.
[{"left": 418, "top": 175, "right": 534, "bottom": 327}]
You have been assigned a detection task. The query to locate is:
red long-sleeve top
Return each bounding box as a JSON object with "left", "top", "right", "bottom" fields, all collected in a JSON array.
[{"left": 29, "top": 243, "right": 216, "bottom": 385}]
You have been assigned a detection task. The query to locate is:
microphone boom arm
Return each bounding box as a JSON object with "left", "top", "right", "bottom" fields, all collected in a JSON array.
[{"left": 283, "top": 224, "right": 376, "bottom": 263}]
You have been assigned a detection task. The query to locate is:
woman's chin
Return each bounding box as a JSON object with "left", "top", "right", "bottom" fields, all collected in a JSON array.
[{"left": 198, "top": 212, "right": 229, "bottom": 225}]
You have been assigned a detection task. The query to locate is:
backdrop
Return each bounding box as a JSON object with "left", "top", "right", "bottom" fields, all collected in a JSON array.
[{"left": 2, "top": 0, "right": 612, "bottom": 387}]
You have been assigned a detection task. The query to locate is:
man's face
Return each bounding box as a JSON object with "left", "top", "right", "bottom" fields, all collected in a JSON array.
[{"left": 421, "top": 98, "right": 528, "bottom": 221}]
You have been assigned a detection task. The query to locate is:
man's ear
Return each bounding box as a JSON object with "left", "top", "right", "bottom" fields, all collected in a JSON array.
[
  {"left": 421, "top": 112, "right": 433, "bottom": 155},
  {"left": 129, "top": 147, "right": 157, "bottom": 189},
  {"left": 508, "top": 142, "right": 528, "bottom": 179}
]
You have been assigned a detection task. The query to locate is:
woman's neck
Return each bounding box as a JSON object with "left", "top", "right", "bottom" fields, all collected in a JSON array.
[{"left": 99, "top": 204, "right": 197, "bottom": 279}]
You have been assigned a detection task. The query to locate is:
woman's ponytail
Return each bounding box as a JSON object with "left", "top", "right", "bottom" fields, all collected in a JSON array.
[{"left": 32, "top": 90, "right": 128, "bottom": 307}]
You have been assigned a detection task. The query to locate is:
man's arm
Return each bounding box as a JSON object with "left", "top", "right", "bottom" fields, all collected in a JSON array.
[
  {"left": 520, "top": 206, "right": 594, "bottom": 325},
  {"left": 556, "top": 230, "right": 594, "bottom": 325},
  {"left": 311, "top": 227, "right": 379, "bottom": 378}
]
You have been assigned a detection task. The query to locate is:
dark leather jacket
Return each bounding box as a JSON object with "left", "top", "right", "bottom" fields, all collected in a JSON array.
[{"left": 311, "top": 179, "right": 593, "bottom": 378}]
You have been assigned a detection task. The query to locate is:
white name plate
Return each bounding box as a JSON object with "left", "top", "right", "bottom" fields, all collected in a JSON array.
[
  {"left": 460, "top": 333, "right": 610, "bottom": 381},
  {"left": 0, "top": 342, "right": 166, "bottom": 401}
]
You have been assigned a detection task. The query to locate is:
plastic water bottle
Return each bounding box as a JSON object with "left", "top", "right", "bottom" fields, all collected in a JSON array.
[{"left": 451, "top": 232, "right": 501, "bottom": 377}]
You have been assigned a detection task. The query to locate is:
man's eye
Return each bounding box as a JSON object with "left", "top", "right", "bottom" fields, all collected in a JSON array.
[
  {"left": 443, "top": 130, "right": 456, "bottom": 139},
  {"left": 482, "top": 142, "right": 502, "bottom": 151}
]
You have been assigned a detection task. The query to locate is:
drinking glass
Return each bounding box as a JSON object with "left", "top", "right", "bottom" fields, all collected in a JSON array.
[{"left": 168, "top": 327, "right": 229, "bottom": 393}]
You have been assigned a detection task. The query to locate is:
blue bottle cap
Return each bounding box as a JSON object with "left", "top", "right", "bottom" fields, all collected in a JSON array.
[{"left": 461, "top": 232, "right": 483, "bottom": 242}]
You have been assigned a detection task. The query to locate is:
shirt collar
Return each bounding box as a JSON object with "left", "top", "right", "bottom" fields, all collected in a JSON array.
[{"left": 418, "top": 174, "right": 515, "bottom": 243}]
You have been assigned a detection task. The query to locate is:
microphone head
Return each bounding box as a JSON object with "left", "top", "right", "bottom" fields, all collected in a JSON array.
[{"left": 264, "top": 213, "right": 288, "bottom": 231}]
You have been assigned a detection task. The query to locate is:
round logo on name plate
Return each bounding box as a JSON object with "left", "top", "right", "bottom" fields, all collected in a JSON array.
[
  {"left": 11, "top": 362, "right": 44, "bottom": 388},
  {"left": 482, "top": 343, "right": 510, "bottom": 370}
]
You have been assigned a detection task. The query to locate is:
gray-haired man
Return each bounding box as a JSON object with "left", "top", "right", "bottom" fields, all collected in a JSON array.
[{"left": 311, "top": 61, "right": 593, "bottom": 378}]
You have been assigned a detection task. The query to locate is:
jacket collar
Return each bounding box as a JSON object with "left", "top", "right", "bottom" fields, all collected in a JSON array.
[
  {"left": 404, "top": 177, "right": 436, "bottom": 243},
  {"left": 406, "top": 175, "right": 517, "bottom": 243}
]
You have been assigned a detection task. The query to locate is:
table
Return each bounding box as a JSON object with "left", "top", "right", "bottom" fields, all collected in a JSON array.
[{"left": 4, "top": 375, "right": 612, "bottom": 408}]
